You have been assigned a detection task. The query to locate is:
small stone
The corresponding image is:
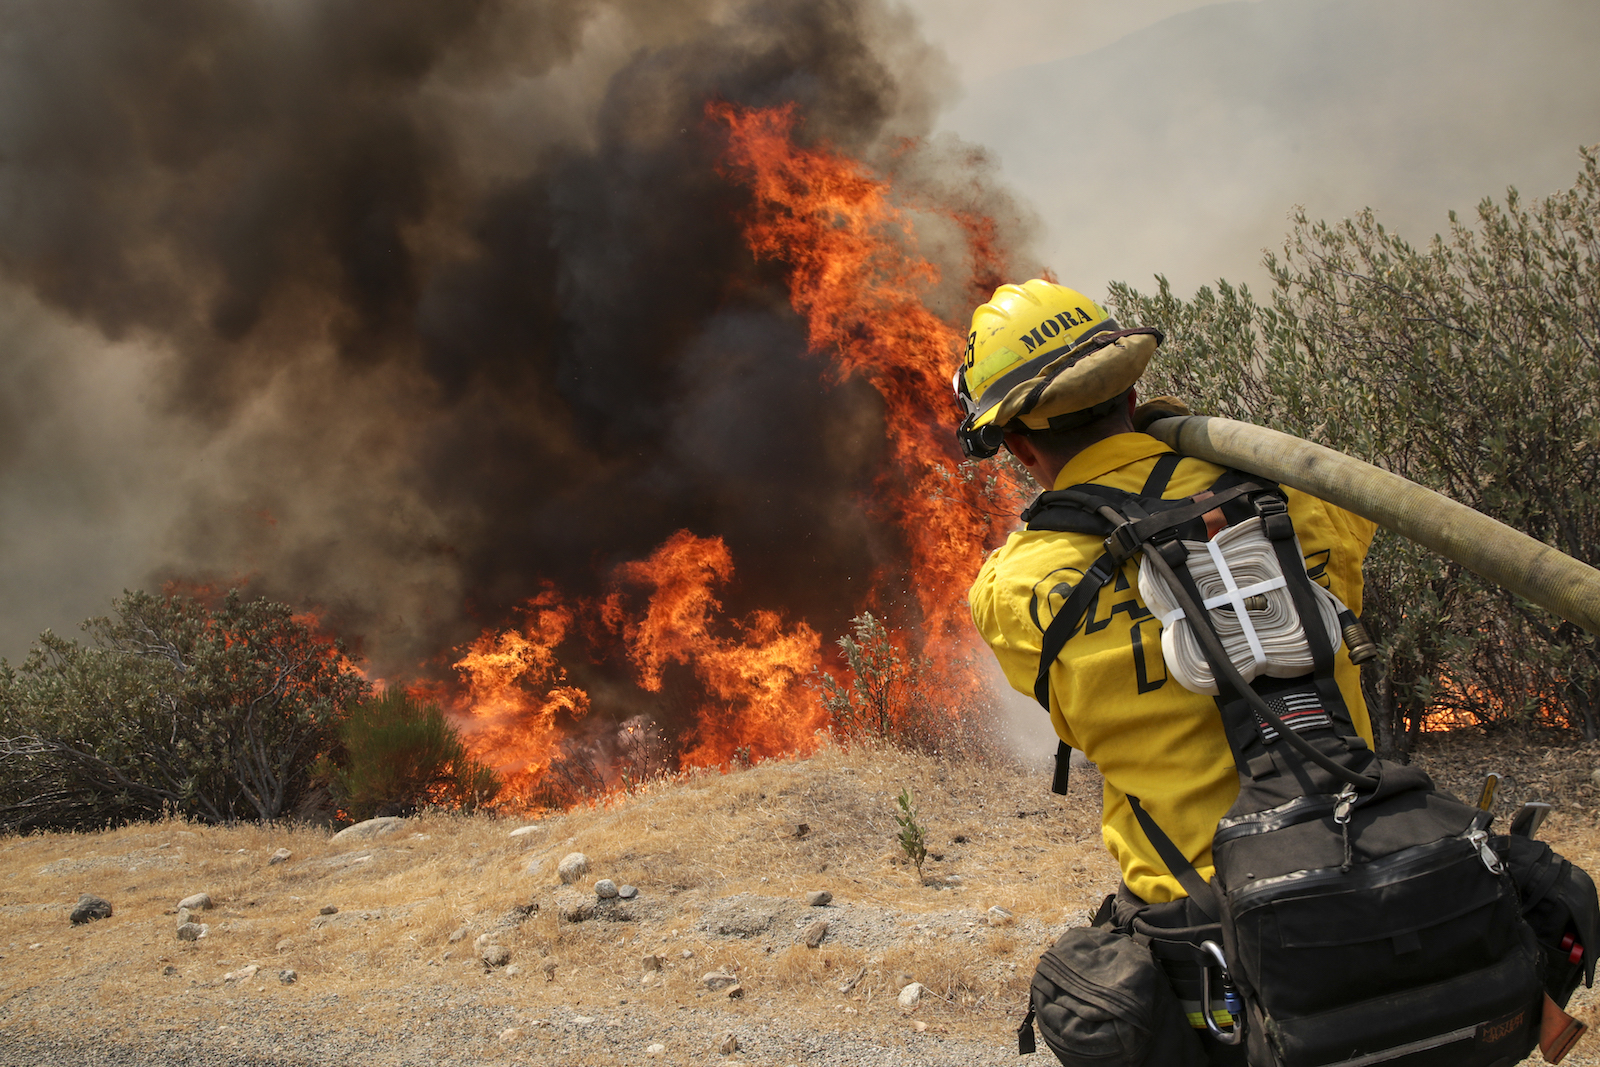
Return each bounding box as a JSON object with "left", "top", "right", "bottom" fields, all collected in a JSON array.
[
  {"left": 595, "top": 878, "right": 619, "bottom": 899},
  {"left": 572, "top": 1015, "right": 595, "bottom": 1026},
  {"left": 944, "top": 874, "right": 963, "bottom": 885},
  {"left": 268, "top": 848, "right": 292, "bottom": 865},
  {"left": 725, "top": 984, "right": 744, "bottom": 999},
  {"left": 986, "top": 905, "right": 1013, "bottom": 926},
  {"left": 162, "top": 965, "right": 178, "bottom": 976},
  {"left": 717, "top": 1031, "right": 740, "bottom": 1054},
  {"left": 646, "top": 1043, "right": 666, "bottom": 1057},
  {"left": 618, "top": 884, "right": 638, "bottom": 900},
  {"left": 279, "top": 969, "right": 297, "bottom": 984},
  {"left": 898, "top": 982, "right": 925, "bottom": 1008},
  {"left": 1591, "top": 767, "right": 1600, "bottom": 787},
  {"left": 504, "top": 964, "right": 520, "bottom": 977},
  {"left": 481, "top": 944, "right": 511, "bottom": 968},
  {"left": 795, "top": 823, "right": 810, "bottom": 838},
  {"left": 642, "top": 953, "right": 666, "bottom": 972},
  {"left": 329, "top": 816, "right": 406, "bottom": 842},
  {"left": 803, "top": 920, "right": 829, "bottom": 948},
  {"left": 557, "top": 852, "right": 589, "bottom": 884},
  {"left": 702, "top": 971, "right": 739, "bottom": 992},
  {"left": 805, "top": 890, "right": 832, "bottom": 907},
  {"left": 499, "top": 1027, "right": 525, "bottom": 1045},
  {"left": 178, "top": 893, "right": 212, "bottom": 912},
  {"left": 70, "top": 895, "right": 112, "bottom": 925},
  {"left": 508, "top": 824, "right": 540, "bottom": 838},
  {"left": 680, "top": 949, "right": 694, "bottom": 959},
  {"left": 224, "top": 965, "right": 259, "bottom": 982},
  {"left": 912, "top": 1020, "right": 928, "bottom": 1032},
  {"left": 447, "top": 925, "right": 469, "bottom": 943},
  {"left": 177, "top": 908, "right": 194, "bottom": 926},
  {"left": 319, "top": 905, "right": 339, "bottom": 916},
  {"left": 275, "top": 937, "right": 293, "bottom": 953},
  {"left": 541, "top": 960, "right": 557, "bottom": 980},
  {"left": 176, "top": 923, "right": 203, "bottom": 942}
]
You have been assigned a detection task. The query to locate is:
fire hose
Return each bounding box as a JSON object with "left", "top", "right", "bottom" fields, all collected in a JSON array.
[{"left": 1143, "top": 415, "right": 1600, "bottom": 636}]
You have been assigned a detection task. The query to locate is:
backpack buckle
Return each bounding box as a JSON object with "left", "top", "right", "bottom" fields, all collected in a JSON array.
[
  {"left": 1253, "top": 494, "right": 1294, "bottom": 541},
  {"left": 1103, "top": 521, "right": 1143, "bottom": 565}
]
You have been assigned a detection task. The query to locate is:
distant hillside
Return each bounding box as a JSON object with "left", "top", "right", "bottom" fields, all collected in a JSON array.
[{"left": 939, "top": 0, "right": 1600, "bottom": 294}]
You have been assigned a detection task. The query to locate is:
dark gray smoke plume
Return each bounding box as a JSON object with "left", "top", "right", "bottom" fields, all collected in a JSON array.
[{"left": 0, "top": 0, "right": 1041, "bottom": 702}]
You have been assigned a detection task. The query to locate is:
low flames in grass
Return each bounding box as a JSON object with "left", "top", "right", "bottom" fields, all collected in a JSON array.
[{"left": 435, "top": 103, "right": 1032, "bottom": 808}]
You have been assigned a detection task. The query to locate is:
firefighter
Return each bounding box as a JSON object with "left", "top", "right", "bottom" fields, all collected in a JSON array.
[{"left": 957, "top": 279, "right": 1378, "bottom": 1063}]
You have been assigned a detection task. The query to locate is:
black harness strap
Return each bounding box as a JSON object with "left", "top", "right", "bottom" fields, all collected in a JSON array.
[
  {"left": 1128, "top": 793, "right": 1222, "bottom": 920},
  {"left": 1038, "top": 453, "right": 1184, "bottom": 797}
]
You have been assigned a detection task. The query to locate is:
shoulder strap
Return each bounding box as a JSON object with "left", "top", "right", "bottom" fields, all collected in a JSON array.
[
  {"left": 1127, "top": 793, "right": 1221, "bottom": 920},
  {"left": 1033, "top": 551, "right": 1118, "bottom": 708},
  {"left": 1140, "top": 451, "right": 1183, "bottom": 497}
]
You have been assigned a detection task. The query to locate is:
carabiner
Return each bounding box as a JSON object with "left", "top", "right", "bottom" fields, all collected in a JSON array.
[{"left": 1199, "top": 940, "right": 1245, "bottom": 1045}]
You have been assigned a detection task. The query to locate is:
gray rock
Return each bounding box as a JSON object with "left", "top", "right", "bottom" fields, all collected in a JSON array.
[
  {"left": 508, "top": 824, "right": 540, "bottom": 838},
  {"left": 618, "top": 884, "right": 638, "bottom": 900},
  {"left": 268, "top": 848, "right": 292, "bottom": 865},
  {"left": 481, "top": 944, "right": 512, "bottom": 967},
  {"left": 70, "top": 895, "right": 112, "bottom": 925},
  {"left": 330, "top": 816, "right": 407, "bottom": 842},
  {"left": 177, "top": 908, "right": 194, "bottom": 926},
  {"left": 557, "top": 852, "right": 589, "bottom": 885},
  {"left": 447, "top": 925, "right": 469, "bottom": 943},
  {"left": 725, "top": 984, "right": 745, "bottom": 999},
  {"left": 898, "top": 982, "right": 925, "bottom": 1008},
  {"left": 176, "top": 922, "right": 204, "bottom": 941},
  {"left": 319, "top": 904, "right": 339, "bottom": 916},
  {"left": 553, "top": 887, "right": 593, "bottom": 923},
  {"left": 278, "top": 969, "right": 297, "bottom": 984},
  {"left": 594, "top": 878, "right": 619, "bottom": 899},
  {"left": 224, "top": 964, "right": 259, "bottom": 983},
  {"left": 805, "top": 890, "right": 832, "bottom": 907},
  {"left": 717, "top": 1031, "right": 740, "bottom": 1054},
  {"left": 803, "top": 919, "right": 829, "bottom": 948},
  {"left": 642, "top": 953, "right": 666, "bottom": 972},
  {"left": 986, "top": 905, "right": 1013, "bottom": 926},
  {"left": 702, "top": 971, "right": 740, "bottom": 992},
  {"left": 177, "top": 893, "right": 212, "bottom": 912}
]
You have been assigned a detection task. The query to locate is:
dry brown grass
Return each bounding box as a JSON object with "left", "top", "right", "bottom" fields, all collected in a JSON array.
[{"left": 5, "top": 733, "right": 1600, "bottom": 1065}]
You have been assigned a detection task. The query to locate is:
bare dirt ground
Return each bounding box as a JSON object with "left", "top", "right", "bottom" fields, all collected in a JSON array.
[{"left": 3, "top": 733, "right": 1600, "bottom": 1067}]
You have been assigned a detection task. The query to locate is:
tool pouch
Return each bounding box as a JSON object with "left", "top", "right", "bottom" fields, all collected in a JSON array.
[
  {"left": 1493, "top": 832, "right": 1600, "bottom": 1006},
  {"left": 1021, "top": 925, "right": 1209, "bottom": 1066}
]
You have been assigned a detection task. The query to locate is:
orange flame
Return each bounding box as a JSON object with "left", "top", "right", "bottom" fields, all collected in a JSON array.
[
  {"left": 714, "top": 101, "right": 1028, "bottom": 651},
  {"left": 442, "top": 102, "right": 1032, "bottom": 805},
  {"left": 602, "top": 530, "right": 824, "bottom": 767},
  {"left": 451, "top": 590, "right": 591, "bottom": 798}
]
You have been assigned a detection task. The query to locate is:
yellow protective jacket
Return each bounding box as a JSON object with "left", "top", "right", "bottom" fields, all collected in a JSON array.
[{"left": 969, "top": 433, "right": 1378, "bottom": 902}]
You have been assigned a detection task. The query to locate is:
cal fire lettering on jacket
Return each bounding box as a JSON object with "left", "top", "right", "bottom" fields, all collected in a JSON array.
[{"left": 1019, "top": 308, "right": 1094, "bottom": 353}]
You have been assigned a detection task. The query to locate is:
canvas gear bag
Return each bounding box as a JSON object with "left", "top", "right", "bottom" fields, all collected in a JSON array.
[{"left": 1019, "top": 457, "right": 1597, "bottom": 1067}]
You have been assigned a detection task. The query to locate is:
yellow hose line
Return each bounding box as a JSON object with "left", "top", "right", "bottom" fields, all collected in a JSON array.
[{"left": 1145, "top": 415, "right": 1600, "bottom": 635}]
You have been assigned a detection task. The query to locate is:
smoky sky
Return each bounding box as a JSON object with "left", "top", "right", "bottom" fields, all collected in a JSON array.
[{"left": 0, "top": 0, "right": 1043, "bottom": 683}]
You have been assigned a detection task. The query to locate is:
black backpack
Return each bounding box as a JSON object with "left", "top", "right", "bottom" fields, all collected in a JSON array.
[{"left": 1020, "top": 456, "right": 1596, "bottom": 1067}]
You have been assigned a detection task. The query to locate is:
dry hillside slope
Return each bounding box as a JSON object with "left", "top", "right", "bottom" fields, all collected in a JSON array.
[{"left": 3, "top": 735, "right": 1600, "bottom": 1066}]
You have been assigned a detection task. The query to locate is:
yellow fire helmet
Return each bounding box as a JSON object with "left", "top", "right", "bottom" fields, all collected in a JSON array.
[{"left": 953, "top": 279, "right": 1162, "bottom": 458}]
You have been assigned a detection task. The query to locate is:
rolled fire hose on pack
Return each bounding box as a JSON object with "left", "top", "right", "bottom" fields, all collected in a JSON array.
[{"left": 1143, "top": 414, "right": 1600, "bottom": 637}]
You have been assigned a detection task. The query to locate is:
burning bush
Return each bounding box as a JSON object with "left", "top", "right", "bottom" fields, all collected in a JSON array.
[
  {"left": 0, "top": 589, "right": 369, "bottom": 832},
  {"left": 1114, "top": 148, "right": 1600, "bottom": 754}
]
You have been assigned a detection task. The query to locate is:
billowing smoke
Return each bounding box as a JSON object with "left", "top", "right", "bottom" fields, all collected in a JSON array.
[{"left": 0, "top": 0, "right": 1043, "bottom": 743}]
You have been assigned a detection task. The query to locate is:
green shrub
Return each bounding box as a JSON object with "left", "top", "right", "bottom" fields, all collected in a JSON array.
[
  {"left": 333, "top": 690, "right": 500, "bottom": 822},
  {"left": 0, "top": 589, "right": 369, "bottom": 832},
  {"left": 1111, "top": 148, "right": 1600, "bottom": 752}
]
